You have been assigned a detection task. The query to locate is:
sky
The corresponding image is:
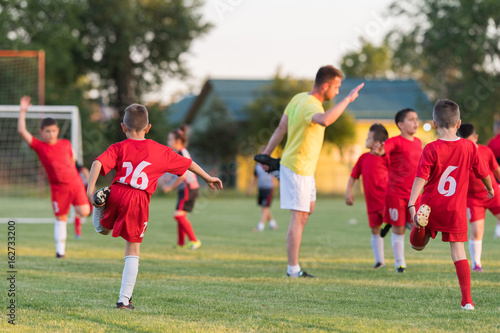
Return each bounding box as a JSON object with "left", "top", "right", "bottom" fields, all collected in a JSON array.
[{"left": 149, "top": 0, "right": 397, "bottom": 104}]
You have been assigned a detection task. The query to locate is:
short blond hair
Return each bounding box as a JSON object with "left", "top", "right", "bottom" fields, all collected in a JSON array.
[{"left": 123, "top": 104, "right": 149, "bottom": 131}]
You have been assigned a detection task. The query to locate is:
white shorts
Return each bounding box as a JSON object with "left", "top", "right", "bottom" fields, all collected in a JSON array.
[{"left": 280, "top": 164, "right": 316, "bottom": 212}]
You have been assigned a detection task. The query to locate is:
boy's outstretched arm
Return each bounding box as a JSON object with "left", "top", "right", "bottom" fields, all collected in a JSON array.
[
  {"left": 345, "top": 176, "right": 356, "bottom": 206},
  {"left": 87, "top": 160, "right": 104, "bottom": 206},
  {"left": 188, "top": 161, "right": 223, "bottom": 190},
  {"left": 408, "top": 177, "right": 426, "bottom": 227},
  {"left": 18, "top": 96, "right": 33, "bottom": 145},
  {"left": 481, "top": 175, "right": 494, "bottom": 199}
]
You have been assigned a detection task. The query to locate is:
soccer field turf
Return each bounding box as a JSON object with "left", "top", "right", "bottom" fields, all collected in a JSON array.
[{"left": 2, "top": 194, "right": 500, "bottom": 332}]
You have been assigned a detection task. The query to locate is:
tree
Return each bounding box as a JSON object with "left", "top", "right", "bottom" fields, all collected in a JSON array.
[
  {"left": 341, "top": 38, "right": 394, "bottom": 79},
  {"left": 385, "top": 0, "right": 500, "bottom": 140}
]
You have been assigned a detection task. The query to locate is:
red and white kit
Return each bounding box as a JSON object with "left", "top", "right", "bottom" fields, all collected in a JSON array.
[{"left": 97, "top": 139, "right": 192, "bottom": 242}]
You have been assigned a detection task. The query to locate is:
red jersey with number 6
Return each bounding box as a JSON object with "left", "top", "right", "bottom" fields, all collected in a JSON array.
[
  {"left": 416, "top": 138, "right": 488, "bottom": 233},
  {"left": 97, "top": 139, "right": 192, "bottom": 197}
]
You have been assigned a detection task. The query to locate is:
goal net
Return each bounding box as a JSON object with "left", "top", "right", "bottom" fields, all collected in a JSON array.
[{"left": 0, "top": 105, "right": 83, "bottom": 223}]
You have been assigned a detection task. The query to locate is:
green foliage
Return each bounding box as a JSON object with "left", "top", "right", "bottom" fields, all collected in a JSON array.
[
  {"left": 323, "top": 109, "right": 357, "bottom": 152},
  {"left": 3, "top": 196, "right": 500, "bottom": 331},
  {"left": 341, "top": 38, "right": 394, "bottom": 79}
]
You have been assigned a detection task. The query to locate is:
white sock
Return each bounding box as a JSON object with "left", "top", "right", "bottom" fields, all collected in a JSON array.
[
  {"left": 371, "top": 234, "right": 384, "bottom": 264},
  {"left": 391, "top": 233, "right": 405, "bottom": 268},
  {"left": 269, "top": 220, "right": 277, "bottom": 229},
  {"left": 495, "top": 224, "right": 500, "bottom": 238},
  {"left": 468, "top": 239, "right": 482, "bottom": 267},
  {"left": 92, "top": 205, "right": 106, "bottom": 233},
  {"left": 256, "top": 222, "right": 265, "bottom": 232},
  {"left": 54, "top": 220, "right": 67, "bottom": 255},
  {"left": 118, "top": 256, "right": 140, "bottom": 305},
  {"left": 287, "top": 264, "right": 301, "bottom": 277}
]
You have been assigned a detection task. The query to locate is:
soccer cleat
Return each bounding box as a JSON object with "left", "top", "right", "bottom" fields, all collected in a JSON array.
[
  {"left": 472, "top": 264, "right": 483, "bottom": 272},
  {"left": 416, "top": 204, "right": 431, "bottom": 227},
  {"left": 93, "top": 186, "right": 110, "bottom": 206},
  {"left": 174, "top": 244, "right": 185, "bottom": 249},
  {"left": 373, "top": 262, "right": 385, "bottom": 269},
  {"left": 461, "top": 303, "right": 475, "bottom": 310},
  {"left": 56, "top": 253, "right": 66, "bottom": 259},
  {"left": 253, "top": 154, "right": 281, "bottom": 172},
  {"left": 396, "top": 266, "right": 406, "bottom": 273},
  {"left": 117, "top": 302, "right": 135, "bottom": 310},
  {"left": 287, "top": 270, "right": 315, "bottom": 278},
  {"left": 187, "top": 240, "right": 201, "bottom": 250},
  {"left": 380, "top": 223, "right": 392, "bottom": 238}
]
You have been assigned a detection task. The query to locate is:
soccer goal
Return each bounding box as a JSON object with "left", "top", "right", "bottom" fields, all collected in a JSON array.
[{"left": 0, "top": 105, "right": 83, "bottom": 223}]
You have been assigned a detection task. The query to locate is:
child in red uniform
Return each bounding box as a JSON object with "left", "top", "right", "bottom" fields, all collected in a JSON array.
[
  {"left": 408, "top": 99, "right": 493, "bottom": 310},
  {"left": 377, "top": 108, "right": 422, "bottom": 272},
  {"left": 87, "top": 104, "right": 222, "bottom": 310},
  {"left": 161, "top": 126, "right": 202, "bottom": 250},
  {"left": 345, "top": 124, "right": 389, "bottom": 269},
  {"left": 17, "top": 96, "right": 90, "bottom": 258},
  {"left": 458, "top": 123, "right": 500, "bottom": 271}
]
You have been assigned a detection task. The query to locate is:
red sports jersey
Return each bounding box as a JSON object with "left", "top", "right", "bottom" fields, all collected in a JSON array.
[
  {"left": 97, "top": 139, "right": 192, "bottom": 197},
  {"left": 351, "top": 152, "right": 388, "bottom": 213},
  {"left": 468, "top": 144, "right": 500, "bottom": 200},
  {"left": 30, "top": 137, "right": 80, "bottom": 185},
  {"left": 417, "top": 138, "right": 488, "bottom": 233},
  {"left": 384, "top": 135, "right": 422, "bottom": 198},
  {"left": 487, "top": 133, "right": 500, "bottom": 160}
]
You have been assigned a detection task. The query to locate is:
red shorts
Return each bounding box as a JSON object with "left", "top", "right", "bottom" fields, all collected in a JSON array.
[
  {"left": 368, "top": 210, "right": 384, "bottom": 228},
  {"left": 428, "top": 229, "right": 468, "bottom": 242},
  {"left": 467, "top": 196, "right": 500, "bottom": 222},
  {"left": 385, "top": 196, "right": 420, "bottom": 227},
  {"left": 50, "top": 183, "right": 89, "bottom": 216},
  {"left": 100, "top": 184, "right": 150, "bottom": 243}
]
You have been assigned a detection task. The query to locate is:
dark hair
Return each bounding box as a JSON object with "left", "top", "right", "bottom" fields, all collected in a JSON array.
[
  {"left": 433, "top": 99, "right": 460, "bottom": 129},
  {"left": 314, "top": 65, "right": 343, "bottom": 87},
  {"left": 369, "top": 123, "right": 389, "bottom": 143},
  {"left": 457, "top": 123, "right": 475, "bottom": 138},
  {"left": 170, "top": 125, "right": 188, "bottom": 145},
  {"left": 395, "top": 108, "right": 416, "bottom": 126},
  {"left": 40, "top": 117, "right": 58, "bottom": 129},
  {"left": 123, "top": 104, "right": 149, "bottom": 131}
]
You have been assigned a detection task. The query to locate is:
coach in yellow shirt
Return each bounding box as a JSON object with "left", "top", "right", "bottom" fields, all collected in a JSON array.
[{"left": 263, "top": 65, "right": 363, "bottom": 278}]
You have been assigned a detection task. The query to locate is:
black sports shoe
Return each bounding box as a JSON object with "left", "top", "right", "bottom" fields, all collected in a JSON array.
[
  {"left": 117, "top": 297, "right": 134, "bottom": 310},
  {"left": 396, "top": 266, "right": 406, "bottom": 273},
  {"left": 373, "top": 262, "right": 385, "bottom": 269},
  {"left": 254, "top": 154, "right": 281, "bottom": 172},
  {"left": 93, "top": 186, "right": 110, "bottom": 206},
  {"left": 380, "top": 223, "right": 392, "bottom": 238},
  {"left": 287, "top": 270, "right": 315, "bottom": 278},
  {"left": 56, "top": 253, "right": 65, "bottom": 259}
]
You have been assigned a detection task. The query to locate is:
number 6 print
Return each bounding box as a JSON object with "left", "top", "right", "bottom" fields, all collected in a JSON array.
[{"left": 438, "top": 166, "right": 458, "bottom": 197}]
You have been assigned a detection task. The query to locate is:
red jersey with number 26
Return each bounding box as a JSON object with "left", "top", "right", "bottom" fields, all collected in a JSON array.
[
  {"left": 97, "top": 139, "right": 192, "bottom": 197},
  {"left": 416, "top": 138, "right": 488, "bottom": 233}
]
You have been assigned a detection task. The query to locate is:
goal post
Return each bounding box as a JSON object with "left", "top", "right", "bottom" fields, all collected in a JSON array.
[{"left": 0, "top": 105, "right": 83, "bottom": 223}]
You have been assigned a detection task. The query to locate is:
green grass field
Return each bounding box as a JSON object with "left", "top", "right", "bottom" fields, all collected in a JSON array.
[{"left": 2, "top": 194, "right": 500, "bottom": 332}]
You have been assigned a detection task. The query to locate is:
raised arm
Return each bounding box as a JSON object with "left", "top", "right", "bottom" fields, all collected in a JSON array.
[
  {"left": 311, "top": 83, "right": 364, "bottom": 127},
  {"left": 262, "top": 114, "right": 288, "bottom": 155},
  {"left": 408, "top": 177, "right": 426, "bottom": 227},
  {"left": 18, "top": 96, "right": 33, "bottom": 145},
  {"left": 87, "top": 160, "right": 103, "bottom": 205},
  {"left": 188, "top": 161, "right": 223, "bottom": 190}
]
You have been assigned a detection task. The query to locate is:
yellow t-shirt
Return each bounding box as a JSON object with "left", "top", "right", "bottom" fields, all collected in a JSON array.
[{"left": 281, "top": 92, "right": 325, "bottom": 176}]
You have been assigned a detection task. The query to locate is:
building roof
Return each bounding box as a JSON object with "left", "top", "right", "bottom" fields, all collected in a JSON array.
[{"left": 165, "top": 78, "right": 433, "bottom": 124}]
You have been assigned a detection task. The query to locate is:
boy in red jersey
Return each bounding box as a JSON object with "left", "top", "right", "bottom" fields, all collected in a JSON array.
[
  {"left": 408, "top": 99, "right": 493, "bottom": 311},
  {"left": 458, "top": 123, "right": 500, "bottom": 271},
  {"left": 17, "top": 96, "right": 90, "bottom": 258},
  {"left": 376, "top": 108, "right": 422, "bottom": 273},
  {"left": 345, "top": 124, "right": 389, "bottom": 269},
  {"left": 87, "top": 104, "right": 222, "bottom": 310}
]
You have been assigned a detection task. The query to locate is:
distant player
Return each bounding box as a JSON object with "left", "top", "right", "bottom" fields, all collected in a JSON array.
[
  {"left": 161, "top": 126, "right": 202, "bottom": 250},
  {"left": 458, "top": 123, "right": 500, "bottom": 271},
  {"left": 408, "top": 99, "right": 493, "bottom": 310},
  {"left": 87, "top": 104, "right": 222, "bottom": 310},
  {"left": 345, "top": 124, "right": 389, "bottom": 269},
  {"left": 248, "top": 161, "right": 278, "bottom": 232},
  {"left": 487, "top": 120, "right": 500, "bottom": 166},
  {"left": 17, "top": 96, "right": 90, "bottom": 258},
  {"left": 375, "top": 108, "right": 422, "bottom": 273}
]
